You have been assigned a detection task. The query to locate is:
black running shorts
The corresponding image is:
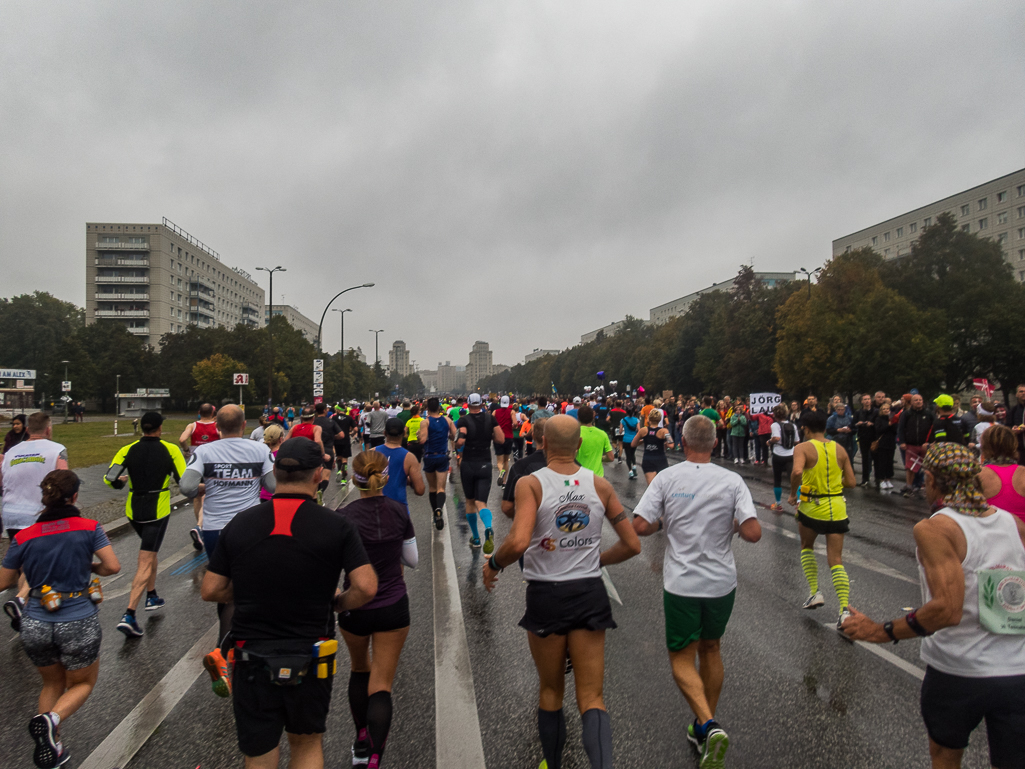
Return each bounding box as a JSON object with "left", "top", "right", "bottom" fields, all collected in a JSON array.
[
  {"left": 796, "top": 512, "right": 850, "bottom": 535},
  {"left": 519, "top": 577, "right": 616, "bottom": 637},
  {"left": 338, "top": 594, "right": 410, "bottom": 637},
  {"left": 129, "top": 518, "right": 169, "bottom": 552},
  {"left": 334, "top": 438, "right": 352, "bottom": 459},
  {"left": 494, "top": 439, "right": 513, "bottom": 456},
  {"left": 21, "top": 615, "right": 102, "bottom": 670},
  {"left": 423, "top": 454, "right": 450, "bottom": 474},
  {"left": 232, "top": 660, "right": 334, "bottom": 757},
  {"left": 920, "top": 666, "right": 1025, "bottom": 769},
  {"left": 641, "top": 456, "right": 669, "bottom": 475},
  {"left": 460, "top": 460, "right": 493, "bottom": 502}
]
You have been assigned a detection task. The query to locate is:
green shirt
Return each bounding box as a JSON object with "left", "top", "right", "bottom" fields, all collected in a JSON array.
[
  {"left": 397, "top": 409, "right": 411, "bottom": 425},
  {"left": 700, "top": 408, "right": 720, "bottom": 422},
  {"left": 577, "top": 425, "right": 613, "bottom": 477}
]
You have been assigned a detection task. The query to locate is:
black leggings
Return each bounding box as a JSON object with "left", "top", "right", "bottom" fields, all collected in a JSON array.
[
  {"left": 874, "top": 443, "right": 896, "bottom": 480},
  {"left": 771, "top": 453, "right": 793, "bottom": 489},
  {"left": 624, "top": 445, "right": 637, "bottom": 470}
]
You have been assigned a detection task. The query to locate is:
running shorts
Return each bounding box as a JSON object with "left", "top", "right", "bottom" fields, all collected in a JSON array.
[
  {"left": 232, "top": 660, "right": 334, "bottom": 757},
  {"left": 423, "top": 454, "right": 450, "bottom": 474},
  {"left": 21, "top": 615, "right": 101, "bottom": 670},
  {"left": 663, "top": 589, "right": 736, "bottom": 651},
  {"left": 334, "top": 438, "right": 352, "bottom": 459},
  {"left": 369, "top": 436, "right": 386, "bottom": 448},
  {"left": 641, "top": 456, "right": 669, "bottom": 475},
  {"left": 920, "top": 666, "right": 1025, "bottom": 769},
  {"left": 129, "top": 518, "right": 169, "bottom": 552},
  {"left": 519, "top": 577, "right": 616, "bottom": 637},
  {"left": 460, "top": 460, "right": 493, "bottom": 502},
  {"left": 407, "top": 442, "right": 424, "bottom": 463},
  {"left": 796, "top": 511, "right": 850, "bottom": 535},
  {"left": 338, "top": 594, "right": 410, "bottom": 637},
  {"left": 494, "top": 439, "right": 513, "bottom": 456}
]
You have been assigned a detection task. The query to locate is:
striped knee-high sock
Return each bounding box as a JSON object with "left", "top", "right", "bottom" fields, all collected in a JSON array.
[
  {"left": 800, "top": 549, "right": 818, "bottom": 593},
  {"left": 830, "top": 565, "right": 850, "bottom": 608}
]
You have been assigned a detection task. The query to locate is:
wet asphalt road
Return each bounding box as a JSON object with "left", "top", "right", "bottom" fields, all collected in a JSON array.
[{"left": 0, "top": 453, "right": 996, "bottom": 768}]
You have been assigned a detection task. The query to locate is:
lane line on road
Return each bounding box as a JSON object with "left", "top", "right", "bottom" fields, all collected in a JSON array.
[
  {"left": 79, "top": 622, "right": 219, "bottom": 769},
  {"left": 821, "top": 623, "right": 925, "bottom": 681},
  {"left": 433, "top": 503, "right": 487, "bottom": 768}
]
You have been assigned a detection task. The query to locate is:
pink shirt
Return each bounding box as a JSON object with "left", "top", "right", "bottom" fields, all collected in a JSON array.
[{"left": 985, "top": 464, "right": 1025, "bottom": 521}]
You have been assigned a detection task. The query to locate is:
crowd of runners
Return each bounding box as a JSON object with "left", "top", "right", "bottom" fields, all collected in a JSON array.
[{"left": 0, "top": 383, "right": 1023, "bottom": 769}]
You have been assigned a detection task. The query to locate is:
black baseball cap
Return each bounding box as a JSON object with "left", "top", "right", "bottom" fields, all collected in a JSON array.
[
  {"left": 274, "top": 437, "right": 323, "bottom": 471},
  {"left": 140, "top": 411, "right": 164, "bottom": 431},
  {"left": 385, "top": 417, "right": 404, "bottom": 437}
]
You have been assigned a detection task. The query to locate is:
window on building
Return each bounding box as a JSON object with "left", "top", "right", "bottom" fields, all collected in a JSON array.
[
  {"left": 962, "top": 224, "right": 971, "bottom": 233},
  {"left": 979, "top": 198, "right": 988, "bottom": 211},
  {"left": 998, "top": 191, "right": 1008, "bottom": 203},
  {"left": 979, "top": 218, "right": 988, "bottom": 230},
  {"left": 910, "top": 222, "right": 917, "bottom": 233},
  {"left": 998, "top": 211, "right": 1008, "bottom": 225},
  {"left": 998, "top": 233, "right": 1008, "bottom": 245},
  {"left": 884, "top": 248, "right": 890, "bottom": 256},
  {"left": 1018, "top": 185, "right": 1025, "bottom": 197},
  {"left": 1020, "top": 250, "right": 1025, "bottom": 261},
  {"left": 883, "top": 231, "right": 890, "bottom": 242},
  {"left": 844, "top": 245, "right": 851, "bottom": 253},
  {"left": 100, "top": 236, "right": 118, "bottom": 243},
  {"left": 896, "top": 227, "right": 903, "bottom": 237},
  {"left": 924, "top": 217, "right": 932, "bottom": 227},
  {"left": 961, "top": 204, "right": 971, "bottom": 216},
  {"left": 1018, "top": 207, "right": 1025, "bottom": 219},
  {"left": 871, "top": 236, "right": 878, "bottom": 246}
]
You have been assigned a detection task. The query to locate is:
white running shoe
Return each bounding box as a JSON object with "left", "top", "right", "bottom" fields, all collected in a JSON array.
[
  {"left": 837, "top": 607, "right": 853, "bottom": 633},
  {"left": 802, "top": 592, "right": 825, "bottom": 610}
]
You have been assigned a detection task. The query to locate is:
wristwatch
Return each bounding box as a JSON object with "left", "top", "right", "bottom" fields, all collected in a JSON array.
[{"left": 883, "top": 621, "right": 898, "bottom": 644}]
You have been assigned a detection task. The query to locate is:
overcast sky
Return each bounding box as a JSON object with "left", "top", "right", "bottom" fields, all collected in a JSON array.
[{"left": 2, "top": 1, "right": 1022, "bottom": 369}]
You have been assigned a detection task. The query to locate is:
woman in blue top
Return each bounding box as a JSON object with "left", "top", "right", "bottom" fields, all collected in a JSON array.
[
  {"left": 374, "top": 418, "right": 425, "bottom": 514},
  {"left": 621, "top": 404, "right": 641, "bottom": 480},
  {"left": 0, "top": 470, "right": 121, "bottom": 769}
]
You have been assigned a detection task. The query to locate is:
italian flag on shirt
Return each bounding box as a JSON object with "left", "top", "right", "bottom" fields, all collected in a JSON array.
[{"left": 564, "top": 479, "right": 580, "bottom": 486}]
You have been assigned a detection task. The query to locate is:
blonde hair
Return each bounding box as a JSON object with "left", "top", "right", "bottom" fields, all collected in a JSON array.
[
  {"left": 263, "top": 423, "right": 285, "bottom": 448},
  {"left": 352, "top": 450, "right": 389, "bottom": 492},
  {"left": 647, "top": 409, "right": 662, "bottom": 427}
]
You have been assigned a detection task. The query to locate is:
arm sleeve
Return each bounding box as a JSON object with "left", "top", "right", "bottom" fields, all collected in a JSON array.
[
  {"left": 105, "top": 443, "right": 132, "bottom": 488},
  {"left": 632, "top": 474, "right": 664, "bottom": 524},
  {"left": 400, "top": 538, "right": 418, "bottom": 569},
  {"left": 179, "top": 468, "right": 203, "bottom": 498},
  {"left": 93, "top": 524, "right": 111, "bottom": 551}
]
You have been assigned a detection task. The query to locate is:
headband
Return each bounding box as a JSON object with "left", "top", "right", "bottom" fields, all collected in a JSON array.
[
  {"left": 922, "top": 443, "right": 989, "bottom": 516},
  {"left": 353, "top": 467, "right": 389, "bottom": 487},
  {"left": 977, "top": 404, "right": 993, "bottom": 417}
]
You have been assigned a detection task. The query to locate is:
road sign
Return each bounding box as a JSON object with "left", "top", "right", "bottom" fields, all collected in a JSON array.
[
  {"left": 313, "top": 396, "right": 324, "bottom": 405},
  {"left": 61, "top": 381, "right": 72, "bottom": 392},
  {"left": 313, "top": 359, "right": 324, "bottom": 372},
  {"left": 60, "top": 395, "right": 72, "bottom": 403},
  {"left": 233, "top": 373, "right": 249, "bottom": 386},
  {"left": 313, "top": 372, "right": 324, "bottom": 384},
  {"left": 313, "top": 386, "right": 325, "bottom": 397}
]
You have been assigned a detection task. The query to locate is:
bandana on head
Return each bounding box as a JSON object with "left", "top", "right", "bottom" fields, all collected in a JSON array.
[{"left": 922, "top": 443, "right": 990, "bottom": 516}]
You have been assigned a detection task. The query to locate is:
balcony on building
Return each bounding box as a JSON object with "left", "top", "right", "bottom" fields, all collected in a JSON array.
[
  {"left": 126, "top": 326, "right": 150, "bottom": 335},
  {"left": 95, "top": 291, "right": 149, "bottom": 301},
  {"left": 189, "top": 276, "right": 216, "bottom": 298},
  {"left": 95, "top": 255, "right": 150, "bottom": 267},
  {"left": 95, "top": 272, "right": 149, "bottom": 284},
  {"left": 95, "top": 306, "right": 150, "bottom": 318},
  {"left": 94, "top": 240, "right": 149, "bottom": 251}
]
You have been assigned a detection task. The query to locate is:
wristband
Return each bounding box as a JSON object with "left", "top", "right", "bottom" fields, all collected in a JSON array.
[
  {"left": 488, "top": 555, "right": 503, "bottom": 572},
  {"left": 905, "top": 610, "right": 932, "bottom": 637},
  {"left": 883, "top": 621, "right": 898, "bottom": 644}
]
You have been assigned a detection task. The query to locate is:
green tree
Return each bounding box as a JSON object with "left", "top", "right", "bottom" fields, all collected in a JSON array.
[
  {"left": 0, "top": 292, "right": 85, "bottom": 401},
  {"left": 193, "top": 353, "right": 254, "bottom": 404}
]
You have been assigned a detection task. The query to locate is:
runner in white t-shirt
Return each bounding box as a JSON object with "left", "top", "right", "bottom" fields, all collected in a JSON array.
[
  {"left": 768, "top": 403, "right": 800, "bottom": 512},
  {"left": 633, "top": 414, "right": 761, "bottom": 769}
]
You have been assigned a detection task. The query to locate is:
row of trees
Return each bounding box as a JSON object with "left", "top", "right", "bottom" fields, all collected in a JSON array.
[
  {"left": 480, "top": 213, "right": 1025, "bottom": 401},
  {"left": 0, "top": 297, "right": 423, "bottom": 411}
]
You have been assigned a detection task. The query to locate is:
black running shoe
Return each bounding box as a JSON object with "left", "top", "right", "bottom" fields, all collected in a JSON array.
[
  {"left": 433, "top": 509, "right": 445, "bottom": 531},
  {"left": 29, "top": 713, "right": 62, "bottom": 769},
  {"left": 351, "top": 736, "right": 371, "bottom": 766}
]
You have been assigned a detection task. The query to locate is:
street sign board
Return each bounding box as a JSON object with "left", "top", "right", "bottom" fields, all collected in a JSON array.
[
  {"left": 61, "top": 381, "right": 72, "bottom": 392},
  {"left": 313, "top": 388, "right": 325, "bottom": 398},
  {"left": 313, "top": 396, "right": 324, "bottom": 405},
  {"left": 313, "top": 372, "right": 324, "bottom": 384},
  {"left": 60, "top": 395, "right": 72, "bottom": 403},
  {"left": 233, "top": 373, "right": 249, "bottom": 386},
  {"left": 313, "top": 359, "right": 324, "bottom": 372},
  {"left": 1, "top": 368, "right": 36, "bottom": 379}
]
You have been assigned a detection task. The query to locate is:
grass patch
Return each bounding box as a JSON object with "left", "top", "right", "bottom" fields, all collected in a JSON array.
[{"left": 51, "top": 417, "right": 194, "bottom": 469}]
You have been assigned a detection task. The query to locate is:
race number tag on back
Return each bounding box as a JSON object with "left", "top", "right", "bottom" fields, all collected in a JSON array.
[{"left": 749, "top": 393, "right": 781, "bottom": 416}]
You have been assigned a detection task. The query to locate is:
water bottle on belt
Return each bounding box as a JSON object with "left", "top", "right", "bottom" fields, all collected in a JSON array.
[
  {"left": 40, "top": 586, "right": 62, "bottom": 612},
  {"left": 89, "top": 577, "right": 103, "bottom": 604}
]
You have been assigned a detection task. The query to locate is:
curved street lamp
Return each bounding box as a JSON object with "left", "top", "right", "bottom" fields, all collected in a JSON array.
[
  {"left": 256, "top": 266, "right": 286, "bottom": 403},
  {"left": 316, "top": 283, "right": 374, "bottom": 351},
  {"left": 369, "top": 329, "right": 384, "bottom": 366}
]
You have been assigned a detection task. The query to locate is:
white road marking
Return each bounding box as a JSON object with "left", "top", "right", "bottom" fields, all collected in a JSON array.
[
  {"left": 822, "top": 622, "right": 925, "bottom": 680},
  {"left": 433, "top": 503, "right": 487, "bottom": 768},
  {"left": 79, "top": 622, "right": 219, "bottom": 769}
]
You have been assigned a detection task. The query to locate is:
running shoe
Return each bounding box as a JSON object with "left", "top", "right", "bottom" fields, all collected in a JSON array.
[
  {"left": 628, "top": 469, "right": 636, "bottom": 480},
  {"left": 802, "top": 592, "right": 825, "bottom": 610},
  {"left": 352, "top": 735, "right": 371, "bottom": 766},
  {"left": 686, "top": 719, "right": 705, "bottom": 750},
  {"left": 368, "top": 754, "right": 381, "bottom": 769},
  {"left": 768, "top": 503, "right": 784, "bottom": 513},
  {"left": 700, "top": 722, "right": 729, "bottom": 768},
  {"left": 837, "top": 607, "right": 853, "bottom": 633},
  {"left": 144, "top": 594, "right": 166, "bottom": 611},
  {"left": 433, "top": 509, "right": 445, "bottom": 531},
  {"left": 29, "top": 712, "right": 63, "bottom": 769},
  {"left": 469, "top": 536, "right": 481, "bottom": 549},
  {"left": 204, "top": 649, "right": 232, "bottom": 697},
  {"left": 117, "top": 613, "right": 144, "bottom": 638},
  {"left": 189, "top": 526, "right": 204, "bottom": 551},
  {"left": 4, "top": 595, "right": 25, "bottom": 632},
  {"left": 483, "top": 528, "right": 495, "bottom": 555}
]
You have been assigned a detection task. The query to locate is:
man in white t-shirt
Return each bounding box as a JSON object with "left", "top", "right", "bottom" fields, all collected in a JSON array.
[{"left": 632, "top": 414, "right": 761, "bottom": 769}]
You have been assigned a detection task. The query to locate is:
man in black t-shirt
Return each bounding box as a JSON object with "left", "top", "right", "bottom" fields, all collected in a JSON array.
[
  {"left": 331, "top": 406, "right": 357, "bottom": 481},
  {"left": 201, "top": 437, "right": 377, "bottom": 766},
  {"left": 501, "top": 417, "right": 550, "bottom": 518},
  {"left": 455, "top": 393, "right": 507, "bottom": 553}
]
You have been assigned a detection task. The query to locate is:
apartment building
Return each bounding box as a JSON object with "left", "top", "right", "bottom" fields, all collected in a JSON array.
[
  {"left": 524, "top": 348, "right": 560, "bottom": 364},
  {"left": 832, "top": 169, "right": 1025, "bottom": 279},
  {"left": 466, "top": 341, "right": 494, "bottom": 390},
  {"left": 265, "top": 304, "right": 319, "bottom": 343},
  {"left": 389, "top": 340, "right": 413, "bottom": 377},
  {"left": 86, "top": 219, "right": 264, "bottom": 346},
  {"left": 649, "top": 271, "right": 796, "bottom": 326},
  {"left": 580, "top": 320, "right": 627, "bottom": 345}
]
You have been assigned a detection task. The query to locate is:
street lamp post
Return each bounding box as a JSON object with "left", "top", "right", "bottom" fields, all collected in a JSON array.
[
  {"left": 798, "top": 267, "right": 822, "bottom": 299},
  {"left": 315, "top": 283, "right": 374, "bottom": 352},
  {"left": 332, "top": 308, "right": 352, "bottom": 398},
  {"left": 370, "top": 329, "right": 384, "bottom": 366},
  {"left": 256, "top": 266, "right": 286, "bottom": 405}
]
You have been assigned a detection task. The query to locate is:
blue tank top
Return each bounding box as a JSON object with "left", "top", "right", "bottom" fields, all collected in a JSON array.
[
  {"left": 375, "top": 445, "right": 409, "bottom": 510},
  {"left": 622, "top": 416, "right": 640, "bottom": 443},
  {"left": 426, "top": 415, "right": 449, "bottom": 456}
]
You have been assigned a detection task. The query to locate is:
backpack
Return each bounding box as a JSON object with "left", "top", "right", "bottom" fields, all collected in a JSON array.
[{"left": 780, "top": 420, "right": 797, "bottom": 450}]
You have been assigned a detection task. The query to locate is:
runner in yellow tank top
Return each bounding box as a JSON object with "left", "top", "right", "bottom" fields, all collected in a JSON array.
[{"left": 788, "top": 409, "right": 856, "bottom": 629}]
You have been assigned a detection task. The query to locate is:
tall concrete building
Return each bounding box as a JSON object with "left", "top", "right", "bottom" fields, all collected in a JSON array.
[
  {"left": 265, "top": 304, "right": 319, "bottom": 342},
  {"left": 437, "top": 361, "right": 467, "bottom": 393},
  {"left": 649, "top": 272, "right": 796, "bottom": 326},
  {"left": 832, "top": 169, "right": 1025, "bottom": 279},
  {"left": 466, "top": 341, "right": 493, "bottom": 390},
  {"left": 388, "top": 340, "right": 412, "bottom": 377},
  {"left": 86, "top": 219, "right": 265, "bottom": 346},
  {"left": 419, "top": 368, "right": 439, "bottom": 393}
]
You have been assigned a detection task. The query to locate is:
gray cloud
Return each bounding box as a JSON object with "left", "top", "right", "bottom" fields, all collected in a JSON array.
[{"left": 2, "top": 0, "right": 1022, "bottom": 369}]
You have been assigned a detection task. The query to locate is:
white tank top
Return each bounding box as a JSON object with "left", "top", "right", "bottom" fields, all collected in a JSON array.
[
  {"left": 2, "top": 439, "right": 67, "bottom": 531},
  {"left": 522, "top": 466, "right": 605, "bottom": 582},
  {"left": 919, "top": 507, "right": 1025, "bottom": 677}
]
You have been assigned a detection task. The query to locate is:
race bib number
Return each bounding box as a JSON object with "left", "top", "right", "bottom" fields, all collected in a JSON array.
[{"left": 978, "top": 569, "right": 1025, "bottom": 635}]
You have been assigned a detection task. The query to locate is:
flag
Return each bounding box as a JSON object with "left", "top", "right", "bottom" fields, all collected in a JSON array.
[
  {"left": 564, "top": 479, "right": 580, "bottom": 486},
  {"left": 551, "top": 381, "right": 557, "bottom": 395},
  {"left": 973, "top": 378, "right": 995, "bottom": 397}
]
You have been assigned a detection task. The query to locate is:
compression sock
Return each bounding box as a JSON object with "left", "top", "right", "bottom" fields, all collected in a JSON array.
[
  {"left": 538, "top": 708, "right": 566, "bottom": 769},
  {"left": 436, "top": 491, "right": 446, "bottom": 510},
  {"left": 581, "top": 708, "right": 613, "bottom": 769},
  {"left": 429, "top": 491, "right": 438, "bottom": 510},
  {"left": 831, "top": 564, "right": 850, "bottom": 608},
  {"left": 147, "top": 590, "right": 158, "bottom": 600},
  {"left": 479, "top": 507, "right": 493, "bottom": 530},
  {"left": 800, "top": 549, "right": 818, "bottom": 593},
  {"left": 125, "top": 608, "right": 136, "bottom": 618},
  {"left": 366, "top": 690, "right": 393, "bottom": 757},
  {"left": 466, "top": 512, "right": 480, "bottom": 539},
  {"left": 348, "top": 671, "right": 371, "bottom": 731},
  {"left": 773, "top": 487, "right": 782, "bottom": 504}
]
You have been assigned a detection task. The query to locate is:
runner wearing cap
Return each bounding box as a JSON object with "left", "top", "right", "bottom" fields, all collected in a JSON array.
[
  {"left": 419, "top": 397, "right": 457, "bottom": 531},
  {"left": 104, "top": 411, "right": 187, "bottom": 638},
  {"left": 286, "top": 407, "right": 332, "bottom": 504},
  {"left": 567, "top": 396, "right": 582, "bottom": 420},
  {"left": 455, "top": 393, "right": 506, "bottom": 551},
  {"left": 374, "top": 418, "right": 425, "bottom": 514},
  {"left": 179, "top": 403, "right": 219, "bottom": 551},
  {"left": 494, "top": 395, "right": 516, "bottom": 487}
]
